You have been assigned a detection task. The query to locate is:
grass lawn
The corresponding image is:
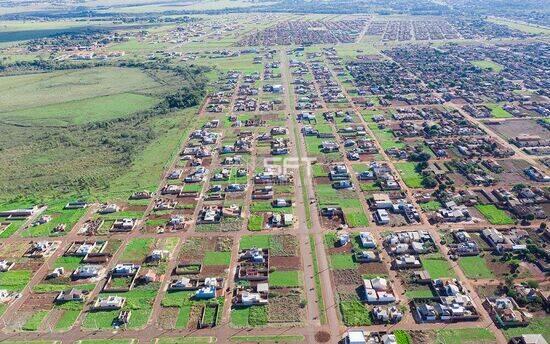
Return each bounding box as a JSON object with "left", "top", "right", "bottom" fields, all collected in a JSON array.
[
  {"left": 475, "top": 205, "right": 515, "bottom": 225},
  {"left": 458, "top": 256, "right": 495, "bottom": 279},
  {"left": 156, "top": 337, "right": 216, "bottom": 344},
  {"left": 54, "top": 309, "right": 81, "bottom": 331},
  {"left": 22, "top": 310, "right": 49, "bottom": 331},
  {"left": 420, "top": 200, "right": 442, "bottom": 212},
  {"left": 231, "top": 307, "right": 250, "bottom": 327},
  {"left": 202, "top": 251, "right": 231, "bottom": 266},
  {"left": 248, "top": 305, "right": 268, "bottom": 326},
  {"left": 503, "top": 316, "right": 550, "bottom": 342},
  {"left": 21, "top": 201, "right": 87, "bottom": 237},
  {"left": 82, "top": 285, "right": 157, "bottom": 330},
  {"left": 340, "top": 301, "right": 371, "bottom": 326},
  {"left": 230, "top": 335, "right": 305, "bottom": 343},
  {"left": 485, "top": 103, "right": 513, "bottom": 118},
  {"left": 77, "top": 340, "right": 135, "bottom": 344},
  {"left": 53, "top": 256, "right": 83, "bottom": 270},
  {"left": 395, "top": 162, "right": 424, "bottom": 188},
  {"left": 394, "top": 330, "right": 413, "bottom": 344},
  {"left": 0, "top": 219, "right": 24, "bottom": 238},
  {"left": 268, "top": 270, "right": 301, "bottom": 288},
  {"left": 435, "top": 328, "right": 496, "bottom": 344},
  {"left": 0, "top": 270, "right": 32, "bottom": 291},
  {"left": 330, "top": 254, "right": 358, "bottom": 269},
  {"left": 421, "top": 253, "right": 456, "bottom": 279},
  {"left": 247, "top": 215, "right": 264, "bottom": 231},
  {"left": 2, "top": 93, "right": 159, "bottom": 126},
  {"left": 119, "top": 238, "right": 154, "bottom": 262},
  {"left": 239, "top": 235, "right": 271, "bottom": 250},
  {"left": 175, "top": 305, "right": 191, "bottom": 328},
  {"left": 369, "top": 124, "right": 405, "bottom": 150},
  {"left": 471, "top": 60, "right": 503, "bottom": 73},
  {"left": 405, "top": 288, "right": 434, "bottom": 299}
]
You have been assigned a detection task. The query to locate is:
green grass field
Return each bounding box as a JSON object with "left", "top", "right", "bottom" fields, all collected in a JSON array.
[
  {"left": 458, "top": 256, "right": 495, "bottom": 279},
  {"left": 421, "top": 253, "right": 456, "bottom": 279},
  {"left": 475, "top": 205, "right": 515, "bottom": 225},
  {"left": 203, "top": 251, "right": 231, "bottom": 266},
  {"left": 1, "top": 93, "right": 158, "bottom": 127},
  {"left": 503, "top": 316, "right": 550, "bottom": 342},
  {"left": 82, "top": 285, "right": 158, "bottom": 330},
  {"left": 471, "top": 60, "right": 504, "bottom": 72},
  {"left": 0, "top": 270, "right": 32, "bottom": 292},
  {"left": 330, "top": 254, "right": 358, "bottom": 269},
  {"left": 435, "top": 328, "right": 496, "bottom": 344},
  {"left": 485, "top": 103, "right": 513, "bottom": 118},
  {"left": 339, "top": 301, "right": 371, "bottom": 326},
  {"left": 0, "top": 67, "right": 160, "bottom": 115},
  {"left": 395, "top": 162, "right": 424, "bottom": 188},
  {"left": 119, "top": 238, "right": 154, "bottom": 262},
  {"left": 268, "top": 270, "right": 301, "bottom": 288}
]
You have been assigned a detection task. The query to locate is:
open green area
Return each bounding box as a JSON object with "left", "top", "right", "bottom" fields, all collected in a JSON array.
[
  {"left": 330, "top": 253, "right": 358, "bottom": 269},
  {"left": 230, "top": 335, "right": 305, "bottom": 343},
  {"left": 119, "top": 238, "right": 154, "bottom": 262},
  {"left": 458, "top": 256, "right": 495, "bottom": 279},
  {"left": 0, "top": 63, "right": 207, "bottom": 202},
  {"left": 503, "top": 316, "right": 550, "bottom": 341},
  {"left": 339, "top": 301, "right": 371, "bottom": 326},
  {"left": 231, "top": 304, "right": 268, "bottom": 328},
  {"left": 393, "top": 330, "right": 413, "bottom": 344},
  {"left": 22, "top": 310, "right": 49, "bottom": 331},
  {"left": 475, "top": 205, "right": 515, "bottom": 225},
  {"left": 1, "top": 92, "right": 158, "bottom": 126},
  {"left": 369, "top": 124, "right": 405, "bottom": 150},
  {"left": 203, "top": 251, "right": 231, "bottom": 266},
  {"left": 395, "top": 162, "right": 424, "bottom": 188},
  {"left": 419, "top": 200, "right": 442, "bottom": 212},
  {"left": 82, "top": 284, "right": 159, "bottom": 330},
  {"left": 21, "top": 200, "right": 86, "bottom": 237},
  {"left": 315, "top": 184, "right": 368, "bottom": 227},
  {"left": 155, "top": 337, "right": 216, "bottom": 344},
  {"left": 420, "top": 253, "right": 456, "bottom": 279},
  {"left": 247, "top": 214, "right": 264, "bottom": 231},
  {"left": 485, "top": 103, "right": 513, "bottom": 118},
  {"left": 268, "top": 270, "right": 301, "bottom": 288},
  {"left": 435, "top": 328, "right": 496, "bottom": 344},
  {"left": 0, "top": 270, "right": 32, "bottom": 292},
  {"left": 487, "top": 18, "right": 550, "bottom": 35},
  {"left": 471, "top": 60, "right": 504, "bottom": 72}
]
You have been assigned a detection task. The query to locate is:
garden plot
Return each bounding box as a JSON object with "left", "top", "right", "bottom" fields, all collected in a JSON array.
[{"left": 231, "top": 234, "right": 304, "bottom": 327}]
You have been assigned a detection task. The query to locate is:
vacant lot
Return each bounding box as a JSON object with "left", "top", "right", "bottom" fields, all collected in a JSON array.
[
  {"left": 420, "top": 253, "right": 456, "bottom": 279},
  {"left": 458, "top": 256, "right": 495, "bottom": 279},
  {"left": 475, "top": 205, "right": 515, "bottom": 225},
  {"left": 0, "top": 67, "right": 160, "bottom": 116},
  {"left": 395, "top": 162, "right": 424, "bottom": 189}
]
